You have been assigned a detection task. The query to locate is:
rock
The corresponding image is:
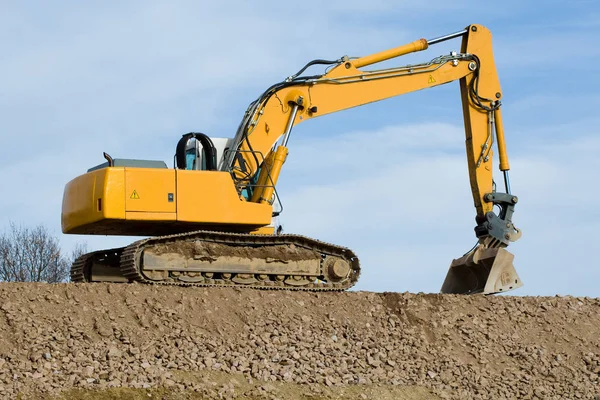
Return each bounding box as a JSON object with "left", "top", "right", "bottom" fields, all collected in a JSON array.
[{"left": 107, "top": 347, "right": 122, "bottom": 359}]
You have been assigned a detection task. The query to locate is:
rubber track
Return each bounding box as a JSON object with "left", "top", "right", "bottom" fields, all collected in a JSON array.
[
  {"left": 72, "top": 231, "right": 361, "bottom": 292},
  {"left": 71, "top": 247, "right": 124, "bottom": 283},
  {"left": 71, "top": 253, "right": 88, "bottom": 282}
]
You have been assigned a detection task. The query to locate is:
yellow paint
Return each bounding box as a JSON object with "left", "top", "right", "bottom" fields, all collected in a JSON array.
[
  {"left": 177, "top": 170, "right": 271, "bottom": 226},
  {"left": 284, "top": 89, "right": 305, "bottom": 108},
  {"left": 352, "top": 38, "right": 428, "bottom": 68},
  {"left": 125, "top": 168, "right": 175, "bottom": 213},
  {"left": 126, "top": 211, "right": 176, "bottom": 221},
  {"left": 458, "top": 24, "right": 501, "bottom": 214},
  {"left": 61, "top": 168, "right": 125, "bottom": 234},
  {"left": 251, "top": 226, "right": 276, "bottom": 235}
]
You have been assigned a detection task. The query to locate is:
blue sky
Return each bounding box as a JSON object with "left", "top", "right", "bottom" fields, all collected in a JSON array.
[{"left": 1, "top": 1, "right": 598, "bottom": 296}]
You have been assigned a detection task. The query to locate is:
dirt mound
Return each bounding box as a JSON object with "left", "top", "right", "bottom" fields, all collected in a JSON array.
[{"left": 0, "top": 283, "right": 599, "bottom": 399}]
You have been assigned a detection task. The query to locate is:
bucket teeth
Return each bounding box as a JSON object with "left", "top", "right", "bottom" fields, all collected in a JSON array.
[{"left": 441, "top": 246, "right": 522, "bottom": 295}]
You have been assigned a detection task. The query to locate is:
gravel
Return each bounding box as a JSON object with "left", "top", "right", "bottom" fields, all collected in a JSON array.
[{"left": 0, "top": 283, "right": 599, "bottom": 399}]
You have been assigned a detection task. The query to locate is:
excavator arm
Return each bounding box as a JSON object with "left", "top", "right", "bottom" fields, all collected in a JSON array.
[{"left": 226, "top": 24, "right": 522, "bottom": 294}]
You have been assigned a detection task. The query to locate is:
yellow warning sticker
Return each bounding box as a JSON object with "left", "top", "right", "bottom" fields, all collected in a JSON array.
[
  {"left": 130, "top": 190, "right": 140, "bottom": 200},
  {"left": 428, "top": 75, "right": 436, "bottom": 84}
]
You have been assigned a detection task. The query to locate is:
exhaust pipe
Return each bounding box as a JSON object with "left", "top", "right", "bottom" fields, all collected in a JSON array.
[{"left": 441, "top": 245, "right": 522, "bottom": 295}]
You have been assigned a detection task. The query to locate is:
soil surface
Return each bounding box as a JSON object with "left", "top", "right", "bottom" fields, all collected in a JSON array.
[
  {"left": 152, "top": 241, "right": 320, "bottom": 262},
  {"left": 0, "top": 283, "right": 599, "bottom": 399}
]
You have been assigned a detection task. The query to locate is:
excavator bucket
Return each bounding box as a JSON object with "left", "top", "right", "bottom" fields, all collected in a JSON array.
[{"left": 441, "top": 247, "right": 522, "bottom": 295}]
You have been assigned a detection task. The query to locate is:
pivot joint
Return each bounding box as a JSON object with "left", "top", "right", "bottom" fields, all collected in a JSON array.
[{"left": 475, "top": 192, "right": 522, "bottom": 247}]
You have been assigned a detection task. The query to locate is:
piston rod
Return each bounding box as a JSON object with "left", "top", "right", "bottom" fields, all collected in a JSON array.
[
  {"left": 427, "top": 29, "right": 468, "bottom": 45},
  {"left": 281, "top": 103, "right": 300, "bottom": 147},
  {"left": 503, "top": 171, "right": 512, "bottom": 194}
]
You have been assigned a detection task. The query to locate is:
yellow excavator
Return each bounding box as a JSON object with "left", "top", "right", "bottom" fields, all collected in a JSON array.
[{"left": 62, "top": 24, "right": 522, "bottom": 294}]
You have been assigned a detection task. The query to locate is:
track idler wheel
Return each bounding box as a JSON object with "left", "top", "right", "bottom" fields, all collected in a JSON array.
[{"left": 323, "top": 257, "right": 351, "bottom": 282}]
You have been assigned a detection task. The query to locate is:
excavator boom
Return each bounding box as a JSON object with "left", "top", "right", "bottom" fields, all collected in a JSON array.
[{"left": 62, "top": 24, "right": 522, "bottom": 294}]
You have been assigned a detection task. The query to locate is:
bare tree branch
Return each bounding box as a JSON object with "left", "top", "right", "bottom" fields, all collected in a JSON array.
[
  {"left": 71, "top": 242, "right": 89, "bottom": 263},
  {"left": 0, "top": 223, "right": 77, "bottom": 283}
]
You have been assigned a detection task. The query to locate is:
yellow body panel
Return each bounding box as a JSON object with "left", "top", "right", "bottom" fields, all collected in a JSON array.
[
  {"left": 176, "top": 170, "right": 271, "bottom": 225},
  {"left": 62, "top": 167, "right": 272, "bottom": 235},
  {"left": 62, "top": 168, "right": 126, "bottom": 233},
  {"left": 125, "top": 168, "right": 176, "bottom": 213}
]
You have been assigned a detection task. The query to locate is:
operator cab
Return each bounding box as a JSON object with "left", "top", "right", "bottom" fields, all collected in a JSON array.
[{"left": 175, "top": 132, "right": 233, "bottom": 172}]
